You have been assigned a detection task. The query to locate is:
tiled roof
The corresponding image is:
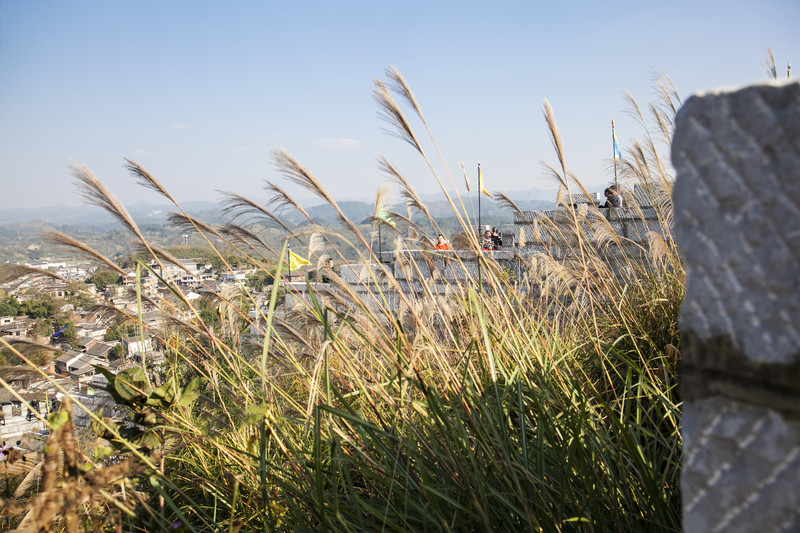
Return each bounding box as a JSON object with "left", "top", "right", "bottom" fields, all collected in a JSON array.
[{"left": 86, "top": 342, "right": 114, "bottom": 358}]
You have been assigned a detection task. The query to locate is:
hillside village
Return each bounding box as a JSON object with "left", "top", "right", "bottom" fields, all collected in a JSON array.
[
  {"left": 0, "top": 184, "right": 664, "bottom": 448},
  {"left": 0, "top": 256, "right": 257, "bottom": 440}
]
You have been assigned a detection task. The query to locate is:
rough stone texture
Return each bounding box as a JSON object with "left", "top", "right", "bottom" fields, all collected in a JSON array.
[
  {"left": 683, "top": 398, "right": 800, "bottom": 533},
  {"left": 672, "top": 80, "right": 800, "bottom": 364},
  {"left": 673, "top": 80, "right": 800, "bottom": 532}
]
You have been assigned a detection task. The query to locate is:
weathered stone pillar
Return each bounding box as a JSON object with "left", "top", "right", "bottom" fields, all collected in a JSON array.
[{"left": 672, "top": 80, "right": 800, "bottom": 532}]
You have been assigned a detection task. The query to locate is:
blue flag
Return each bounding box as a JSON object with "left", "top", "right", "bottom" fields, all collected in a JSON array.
[{"left": 612, "top": 120, "right": 621, "bottom": 160}]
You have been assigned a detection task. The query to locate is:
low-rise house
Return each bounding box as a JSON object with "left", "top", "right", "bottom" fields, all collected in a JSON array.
[
  {"left": 55, "top": 351, "right": 91, "bottom": 376},
  {"left": 141, "top": 310, "right": 168, "bottom": 329},
  {"left": 54, "top": 351, "right": 108, "bottom": 383},
  {"left": 55, "top": 265, "right": 92, "bottom": 280},
  {"left": 54, "top": 351, "right": 82, "bottom": 376},
  {"left": 26, "top": 261, "right": 67, "bottom": 271},
  {"left": 0, "top": 317, "right": 35, "bottom": 339},
  {"left": 0, "top": 367, "right": 45, "bottom": 392},
  {"left": 147, "top": 258, "right": 213, "bottom": 287},
  {"left": 122, "top": 336, "right": 154, "bottom": 357},
  {"left": 76, "top": 336, "right": 98, "bottom": 351},
  {"left": 121, "top": 271, "right": 157, "bottom": 289},
  {"left": 0, "top": 367, "right": 57, "bottom": 440},
  {"left": 75, "top": 322, "right": 108, "bottom": 340},
  {"left": 109, "top": 297, "right": 139, "bottom": 313},
  {"left": 219, "top": 270, "right": 247, "bottom": 283},
  {"left": 42, "top": 282, "right": 69, "bottom": 299},
  {"left": 85, "top": 341, "right": 115, "bottom": 361},
  {"left": 69, "top": 360, "right": 104, "bottom": 385}
]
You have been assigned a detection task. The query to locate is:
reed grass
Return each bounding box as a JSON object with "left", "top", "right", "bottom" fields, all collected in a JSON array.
[{"left": 0, "top": 69, "right": 683, "bottom": 532}]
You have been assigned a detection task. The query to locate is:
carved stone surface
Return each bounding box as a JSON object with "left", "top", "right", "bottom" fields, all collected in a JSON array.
[
  {"left": 683, "top": 397, "right": 800, "bottom": 533},
  {"left": 672, "top": 80, "right": 800, "bottom": 365},
  {"left": 673, "top": 80, "right": 800, "bottom": 532}
]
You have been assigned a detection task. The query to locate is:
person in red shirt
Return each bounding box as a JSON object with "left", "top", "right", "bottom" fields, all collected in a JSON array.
[
  {"left": 434, "top": 234, "right": 451, "bottom": 251},
  {"left": 481, "top": 230, "right": 495, "bottom": 250}
]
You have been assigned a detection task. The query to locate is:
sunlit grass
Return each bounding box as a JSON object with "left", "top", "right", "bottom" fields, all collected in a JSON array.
[{"left": 0, "top": 67, "right": 683, "bottom": 532}]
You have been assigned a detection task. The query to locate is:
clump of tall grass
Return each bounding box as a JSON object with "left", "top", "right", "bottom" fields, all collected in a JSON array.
[{"left": 0, "top": 67, "right": 683, "bottom": 531}]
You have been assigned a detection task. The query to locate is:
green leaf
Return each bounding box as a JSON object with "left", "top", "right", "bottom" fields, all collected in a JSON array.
[
  {"left": 178, "top": 377, "right": 204, "bottom": 407},
  {"left": 138, "top": 431, "right": 161, "bottom": 452},
  {"left": 93, "top": 364, "right": 117, "bottom": 384},
  {"left": 93, "top": 444, "right": 114, "bottom": 461},
  {"left": 93, "top": 365, "right": 126, "bottom": 404},
  {"left": 147, "top": 378, "right": 179, "bottom": 408},
  {"left": 245, "top": 402, "right": 269, "bottom": 425},
  {"left": 115, "top": 367, "right": 151, "bottom": 403},
  {"left": 134, "top": 408, "right": 158, "bottom": 426},
  {"left": 48, "top": 410, "right": 69, "bottom": 431},
  {"left": 90, "top": 413, "right": 118, "bottom": 440}
]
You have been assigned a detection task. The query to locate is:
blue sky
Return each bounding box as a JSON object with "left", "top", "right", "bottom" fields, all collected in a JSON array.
[{"left": 1, "top": 0, "right": 797, "bottom": 209}]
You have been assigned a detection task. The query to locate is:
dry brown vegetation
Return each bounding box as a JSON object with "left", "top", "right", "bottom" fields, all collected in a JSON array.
[{"left": 0, "top": 67, "right": 683, "bottom": 532}]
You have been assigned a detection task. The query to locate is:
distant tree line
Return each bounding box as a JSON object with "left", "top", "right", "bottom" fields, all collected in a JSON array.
[{"left": 0, "top": 295, "right": 55, "bottom": 318}]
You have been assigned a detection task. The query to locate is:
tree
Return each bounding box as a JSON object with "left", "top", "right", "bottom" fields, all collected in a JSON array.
[
  {"left": 0, "top": 296, "right": 20, "bottom": 317},
  {"left": 32, "top": 319, "right": 52, "bottom": 340},
  {"left": 51, "top": 319, "right": 78, "bottom": 348},
  {"left": 63, "top": 322, "right": 77, "bottom": 344},
  {"left": 109, "top": 343, "right": 124, "bottom": 361},
  {"left": 19, "top": 297, "right": 55, "bottom": 319},
  {"left": 105, "top": 323, "right": 136, "bottom": 342},
  {"left": 0, "top": 348, "right": 15, "bottom": 366},
  {"left": 89, "top": 269, "right": 121, "bottom": 291},
  {"left": 29, "top": 348, "right": 54, "bottom": 368},
  {"left": 246, "top": 271, "right": 274, "bottom": 292},
  {"left": 66, "top": 291, "right": 94, "bottom": 310}
]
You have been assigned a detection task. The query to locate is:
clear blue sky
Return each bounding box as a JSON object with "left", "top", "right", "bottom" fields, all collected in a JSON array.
[{"left": 1, "top": 0, "right": 797, "bottom": 209}]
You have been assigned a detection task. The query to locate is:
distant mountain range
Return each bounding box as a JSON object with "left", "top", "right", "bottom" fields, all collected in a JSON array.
[{"left": 0, "top": 189, "right": 556, "bottom": 229}]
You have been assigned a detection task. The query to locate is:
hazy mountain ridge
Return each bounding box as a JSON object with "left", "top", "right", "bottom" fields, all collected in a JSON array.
[
  {"left": 2, "top": 191, "right": 555, "bottom": 227},
  {"left": 0, "top": 191, "right": 555, "bottom": 263}
]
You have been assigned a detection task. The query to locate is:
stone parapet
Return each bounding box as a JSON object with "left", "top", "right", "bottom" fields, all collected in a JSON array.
[{"left": 673, "top": 79, "right": 800, "bottom": 532}]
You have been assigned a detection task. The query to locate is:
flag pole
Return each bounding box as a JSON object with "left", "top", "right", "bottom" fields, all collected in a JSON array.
[
  {"left": 286, "top": 245, "right": 291, "bottom": 318},
  {"left": 612, "top": 120, "right": 620, "bottom": 189},
  {"left": 612, "top": 120, "right": 618, "bottom": 188},
  {"left": 477, "top": 162, "right": 482, "bottom": 290},
  {"left": 478, "top": 162, "right": 482, "bottom": 237},
  {"left": 287, "top": 246, "right": 292, "bottom": 285}
]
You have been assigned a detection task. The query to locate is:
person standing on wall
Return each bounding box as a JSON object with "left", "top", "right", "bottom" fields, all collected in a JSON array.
[
  {"left": 602, "top": 187, "right": 622, "bottom": 208},
  {"left": 491, "top": 227, "right": 502, "bottom": 249}
]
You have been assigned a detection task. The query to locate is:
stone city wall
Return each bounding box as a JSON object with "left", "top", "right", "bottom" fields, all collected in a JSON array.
[{"left": 672, "top": 79, "right": 800, "bottom": 532}]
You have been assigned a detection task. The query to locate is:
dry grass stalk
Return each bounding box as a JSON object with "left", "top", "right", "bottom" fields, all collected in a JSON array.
[{"left": 8, "top": 397, "right": 141, "bottom": 533}]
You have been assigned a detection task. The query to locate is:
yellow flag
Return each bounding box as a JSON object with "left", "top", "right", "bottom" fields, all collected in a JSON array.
[
  {"left": 479, "top": 169, "right": 492, "bottom": 198},
  {"left": 288, "top": 249, "right": 311, "bottom": 270},
  {"left": 377, "top": 206, "right": 396, "bottom": 227}
]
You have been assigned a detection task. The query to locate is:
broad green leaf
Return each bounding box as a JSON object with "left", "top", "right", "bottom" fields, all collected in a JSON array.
[
  {"left": 178, "top": 377, "right": 204, "bottom": 407},
  {"left": 147, "top": 378, "right": 179, "bottom": 408},
  {"left": 138, "top": 431, "right": 161, "bottom": 452},
  {"left": 115, "top": 367, "right": 151, "bottom": 403},
  {"left": 245, "top": 402, "right": 269, "bottom": 425}
]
